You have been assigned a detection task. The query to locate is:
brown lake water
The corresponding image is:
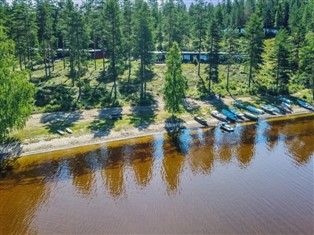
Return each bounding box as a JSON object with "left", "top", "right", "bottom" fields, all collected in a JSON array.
[{"left": 0, "top": 114, "right": 313, "bottom": 234}]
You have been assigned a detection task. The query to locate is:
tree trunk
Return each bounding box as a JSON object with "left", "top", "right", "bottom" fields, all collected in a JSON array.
[
  {"left": 248, "top": 60, "right": 253, "bottom": 89},
  {"left": 226, "top": 62, "right": 230, "bottom": 91},
  {"left": 94, "top": 34, "right": 97, "bottom": 70},
  {"left": 62, "top": 39, "right": 66, "bottom": 69}
]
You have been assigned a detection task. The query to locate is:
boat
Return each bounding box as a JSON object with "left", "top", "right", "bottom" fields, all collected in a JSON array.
[
  {"left": 194, "top": 115, "right": 208, "bottom": 126},
  {"left": 233, "top": 101, "right": 245, "bottom": 109},
  {"left": 268, "top": 104, "right": 281, "bottom": 114},
  {"left": 259, "top": 104, "right": 276, "bottom": 114},
  {"left": 246, "top": 105, "right": 264, "bottom": 115},
  {"left": 279, "top": 97, "right": 293, "bottom": 104},
  {"left": 211, "top": 110, "right": 227, "bottom": 121},
  {"left": 57, "top": 130, "right": 64, "bottom": 135},
  {"left": 282, "top": 102, "right": 292, "bottom": 111},
  {"left": 228, "top": 107, "right": 245, "bottom": 119},
  {"left": 297, "top": 99, "right": 314, "bottom": 111},
  {"left": 279, "top": 103, "right": 292, "bottom": 113},
  {"left": 65, "top": 128, "right": 73, "bottom": 134},
  {"left": 243, "top": 111, "right": 259, "bottom": 121},
  {"left": 221, "top": 109, "right": 238, "bottom": 122},
  {"left": 220, "top": 122, "right": 234, "bottom": 132}
]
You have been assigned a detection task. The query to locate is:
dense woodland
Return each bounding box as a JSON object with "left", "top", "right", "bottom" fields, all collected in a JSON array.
[{"left": 0, "top": 0, "right": 314, "bottom": 140}]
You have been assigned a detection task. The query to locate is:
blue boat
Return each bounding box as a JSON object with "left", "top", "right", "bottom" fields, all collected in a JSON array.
[
  {"left": 246, "top": 105, "right": 264, "bottom": 115},
  {"left": 228, "top": 107, "right": 245, "bottom": 118},
  {"left": 221, "top": 109, "right": 238, "bottom": 122},
  {"left": 282, "top": 102, "right": 292, "bottom": 111},
  {"left": 297, "top": 99, "right": 314, "bottom": 111},
  {"left": 279, "top": 97, "right": 293, "bottom": 104},
  {"left": 260, "top": 104, "right": 276, "bottom": 114},
  {"left": 233, "top": 101, "right": 245, "bottom": 109},
  {"left": 268, "top": 105, "right": 281, "bottom": 114}
]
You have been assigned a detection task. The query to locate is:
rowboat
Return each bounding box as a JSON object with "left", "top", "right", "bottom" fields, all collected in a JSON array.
[
  {"left": 282, "top": 102, "right": 292, "bottom": 111},
  {"left": 297, "top": 99, "right": 314, "bottom": 111},
  {"left": 243, "top": 111, "right": 259, "bottom": 121},
  {"left": 268, "top": 105, "right": 281, "bottom": 114},
  {"left": 65, "top": 128, "right": 73, "bottom": 134},
  {"left": 228, "top": 107, "right": 245, "bottom": 118},
  {"left": 279, "top": 97, "right": 293, "bottom": 104},
  {"left": 220, "top": 122, "right": 234, "bottom": 132},
  {"left": 246, "top": 105, "right": 264, "bottom": 114},
  {"left": 194, "top": 115, "right": 208, "bottom": 126},
  {"left": 211, "top": 110, "right": 227, "bottom": 121},
  {"left": 233, "top": 101, "right": 245, "bottom": 109},
  {"left": 221, "top": 109, "right": 238, "bottom": 122},
  {"left": 260, "top": 104, "right": 276, "bottom": 114}
]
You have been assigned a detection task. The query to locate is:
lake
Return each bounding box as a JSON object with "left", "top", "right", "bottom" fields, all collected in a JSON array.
[{"left": 0, "top": 114, "right": 313, "bottom": 234}]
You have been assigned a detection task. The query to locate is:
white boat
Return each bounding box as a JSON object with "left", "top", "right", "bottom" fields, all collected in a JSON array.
[
  {"left": 282, "top": 102, "right": 292, "bottom": 111},
  {"left": 260, "top": 104, "right": 276, "bottom": 114},
  {"left": 220, "top": 122, "right": 234, "bottom": 132},
  {"left": 65, "top": 128, "right": 73, "bottom": 134},
  {"left": 246, "top": 105, "right": 264, "bottom": 115},
  {"left": 211, "top": 110, "right": 227, "bottom": 121},
  {"left": 243, "top": 112, "right": 259, "bottom": 121},
  {"left": 57, "top": 130, "right": 64, "bottom": 135}
]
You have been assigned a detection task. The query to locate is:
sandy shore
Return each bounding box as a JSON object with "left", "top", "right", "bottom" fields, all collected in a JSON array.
[{"left": 20, "top": 107, "right": 313, "bottom": 157}]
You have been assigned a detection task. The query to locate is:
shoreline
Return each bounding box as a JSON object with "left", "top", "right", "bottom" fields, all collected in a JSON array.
[{"left": 19, "top": 109, "right": 314, "bottom": 157}]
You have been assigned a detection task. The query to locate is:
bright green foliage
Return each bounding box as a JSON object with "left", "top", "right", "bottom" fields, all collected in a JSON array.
[
  {"left": 299, "top": 32, "right": 314, "bottom": 100},
  {"left": 0, "top": 27, "right": 35, "bottom": 141},
  {"left": 163, "top": 42, "right": 187, "bottom": 116},
  {"left": 133, "top": 0, "right": 154, "bottom": 101},
  {"left": 244, "top": 12, "right": 264, "bottom": 89}
]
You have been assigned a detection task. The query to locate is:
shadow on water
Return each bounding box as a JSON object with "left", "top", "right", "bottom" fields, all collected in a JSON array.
[{"left": 88, "top": 107, "right": 123, "bottom": 138}]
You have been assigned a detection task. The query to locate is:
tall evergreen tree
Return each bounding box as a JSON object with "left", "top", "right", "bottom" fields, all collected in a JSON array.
[
  {"left": 36, "top": 0, "right": 55, "bottom": 78},
  {"left": 206, "top": 17, "right": 221, "bottom": 95},
  {"left": 224, "top": 27, "right": 239, "bottom": 91},
  {"left": 271, "top": 29, "right": 291, "bottom": 95},
  {"left": 190, "top": 0, "right": 207, "bottom": 76},
  {"left": 102, "top": 0, "right": 123, "bottom": 102},
  {"left": 10, "top": 0, "right": 39, "bottom": 71},
  {"left": 121, "top": 0, "right": 133, "bottom": 83},
  {"left": 133, "top": 0, "right": 154, "bottom": 102},
  {"left": 299, "top": 32, "right": 314, "bottom": 100},
  {"left": 244, "top": 12, "right": 264, "bottom": 89},
  {"left": 163, "top": 42, "right": 186, "bottom": 117}
]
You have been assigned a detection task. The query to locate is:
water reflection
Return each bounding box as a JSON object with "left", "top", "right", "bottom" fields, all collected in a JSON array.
[{"left": 0, "top": 115, "right": 313, "bottom": 234}]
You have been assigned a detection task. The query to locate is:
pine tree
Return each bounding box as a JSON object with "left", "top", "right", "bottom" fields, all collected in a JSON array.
[
  {"left": 133, "top": 0, "right": 154, "bottom": 102},
  {"left": 10, "top": 0, "right": 39, "bottom": 71},
  {"left": 163, "top": 42, "right": 187, "bottom": 117},
  {"left": 102, "top": 0, "right": 123, "bottom": 102},
  {"left": 244, "top": 12, "right": 264, "bottom": 89},
  {"left": 206, "top": 17, "right": 221, "bottom": 95},
  {"left": 271, "top": 29, "right": 291, "bottom": 95},
  {"left": 0, "top": 26, "right": 35, "bottom": 140},
  {"left": 299, "top": 32, "right": 314, "bottom": 100},
  {"left": 36, "top": 0, "right": 55, "bottom": 78},
  {"left": 121, "top": 0, "right": 133, "bottom": 83},
  {"left": 224, "top": 27, "right": 238, "bottom": 91},
  {"left": 190, "top": 0, "right": 207, "bottom": 76}
]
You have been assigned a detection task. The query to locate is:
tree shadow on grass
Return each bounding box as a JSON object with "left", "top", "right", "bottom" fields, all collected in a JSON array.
[
  {"left": 129, "top": 105, "right": 157, "bottom": 130},
  {"left": 0, "top": 141, "right": 22, "bottom": 177},
  {"left": 88, "top": 107, "right": 123, "bottom": 138},
  {"left": 41, "top": 111, "right": 83, "bottom": 134}
]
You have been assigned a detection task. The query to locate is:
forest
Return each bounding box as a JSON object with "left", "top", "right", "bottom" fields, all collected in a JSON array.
[{"left": 0, "top": 0, "right": 314, "bottom": 140}]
